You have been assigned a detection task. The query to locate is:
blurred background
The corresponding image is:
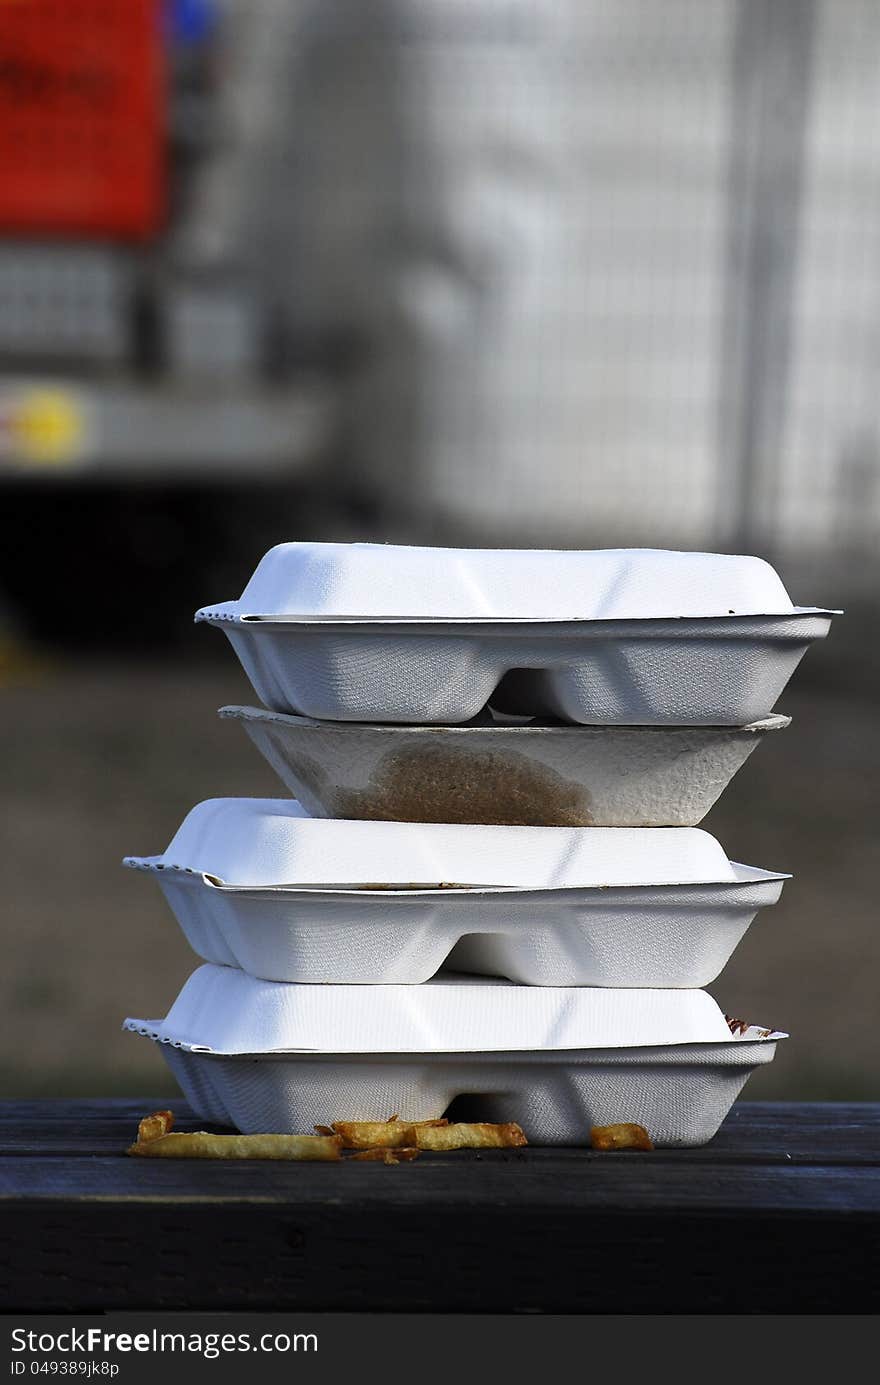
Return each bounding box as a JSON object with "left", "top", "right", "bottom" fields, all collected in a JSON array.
[{"left": 1, "top": 0, "right": 877, "bottom": 1100}]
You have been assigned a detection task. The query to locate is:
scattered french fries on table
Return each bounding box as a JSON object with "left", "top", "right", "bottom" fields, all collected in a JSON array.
[{"left": 126, "top": 1109, "right": 655, "bottom": 1159}]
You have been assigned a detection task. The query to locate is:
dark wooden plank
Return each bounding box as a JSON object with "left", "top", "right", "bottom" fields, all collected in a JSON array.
[
  {"left": 1, "top": 1198, "right": 876, "bottom": 1314},
  {"left": 3, "top": 1153, "right": 879, "bottom": 1214},
  {"left": 721, "top": 1100, "right": 880, "bottom": 1156},
  {"left": 0, "top": 1098, "right": 214, "bottom": 1156},
  {"left": 1, "top": 1100, "right": 878, "bottom": 1165}
]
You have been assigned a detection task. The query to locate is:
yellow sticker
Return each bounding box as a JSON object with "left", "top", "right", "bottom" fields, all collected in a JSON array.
[{"left": 7, "top": 388, "right": 85, "bottom": 465}]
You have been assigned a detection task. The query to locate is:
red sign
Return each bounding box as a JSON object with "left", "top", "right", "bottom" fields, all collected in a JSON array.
[{"left": 0, "top": 0, "right": 165, "bottom": 240}]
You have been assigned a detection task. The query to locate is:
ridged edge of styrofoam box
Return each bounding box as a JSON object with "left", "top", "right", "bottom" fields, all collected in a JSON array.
[
  {"left": 124, "top": 803, "right": 787, "bottom": 986},
  {"left": 220, "top": 705, "right": 791, "bottom": 826}
]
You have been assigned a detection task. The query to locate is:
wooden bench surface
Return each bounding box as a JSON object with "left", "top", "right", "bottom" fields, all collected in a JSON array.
[{"left": 2, "top": 1099, "right": 878, "bottom": 1313}]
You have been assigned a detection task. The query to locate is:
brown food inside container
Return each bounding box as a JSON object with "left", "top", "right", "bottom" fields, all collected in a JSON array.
[{"left": 332, "top": 743, "right": 593, "bottom": 826}]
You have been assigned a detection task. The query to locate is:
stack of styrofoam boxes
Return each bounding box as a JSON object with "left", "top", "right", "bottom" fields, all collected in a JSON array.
[{"left": 124, "top": 545, "right": 835, "bottom": 1146}]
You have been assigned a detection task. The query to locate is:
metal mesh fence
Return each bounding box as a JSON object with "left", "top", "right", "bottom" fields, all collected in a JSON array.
[{"left": 237, "top": 0, "right": 880, "bottom": 566}]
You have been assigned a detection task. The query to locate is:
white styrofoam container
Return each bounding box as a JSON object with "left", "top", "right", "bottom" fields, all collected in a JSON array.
[
  {"left": 199, "top": 609, "right": 832, "bottom": 727},
  {"left": 124, "top": 803, "right": 786, "bottom": 986},
  {"left": 195, "top": 544, "right": 834, "bottom": 725},
  {"left": 124, "top": 966, "right": 784, "bottom": 1146},
  {"left": 219, "top": 704, "right": 791, "bottom": 827}
]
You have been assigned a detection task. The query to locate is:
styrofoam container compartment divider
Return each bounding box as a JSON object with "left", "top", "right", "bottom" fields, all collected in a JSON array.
[
  {"left": 195, "top": 544, "right": 836, "bottom": 724},
  {"left": 124, "top": 966, "right": 786, "bottom": 1146},
  {"left": 123, "top": 801, "right": 787, "bottom": 987},
  {"left": 220, "top": 705, "right": 791, "bottom": 827}
]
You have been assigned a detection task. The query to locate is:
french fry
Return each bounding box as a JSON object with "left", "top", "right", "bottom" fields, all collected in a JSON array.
[
  {"left": 328, "top": 1118, "right": 448, "bottom": 1150},
  {"left": 127, "top": 1131, "right": 342, "bottom": 1161},
  {"left": 411, "top": 1122, "right": 527, "bottom": 1151},
  {"left": 136, "top": 1109, "right": 174, "bottom": 1143},
  {"left": 348, "top": 1147, "right": 421, "bottom": 1165},
  {"left": 127, "top": 1109, "right": 524, "bottom": 1160},
  {"left": 590, "top": 1123, "right": 654, "bottom": 1152}
]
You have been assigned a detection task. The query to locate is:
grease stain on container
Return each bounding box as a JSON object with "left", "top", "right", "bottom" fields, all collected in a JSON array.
[
  {"left": 222, "top": 706, "right": 792, "bottom": 827},
  {"left": 333, "top": 743, "right": 593, "bottom": 826}
]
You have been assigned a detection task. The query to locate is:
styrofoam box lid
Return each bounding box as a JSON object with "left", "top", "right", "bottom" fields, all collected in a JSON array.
[
  {"left": 131, "top": 799, "right": 741, "bottom": 888},
  {"left": 198, "top": 543, "right": 797, "bottom": 621},
  {"left": 124, "top": 965, "right": 768, "bottom": 1053}
]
